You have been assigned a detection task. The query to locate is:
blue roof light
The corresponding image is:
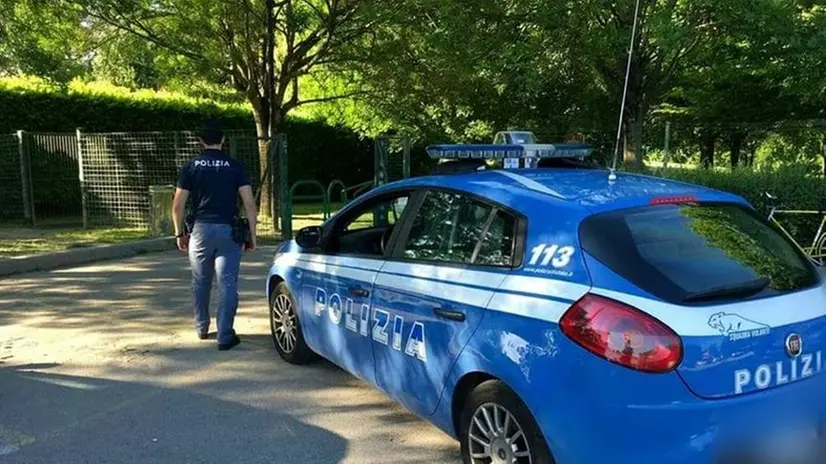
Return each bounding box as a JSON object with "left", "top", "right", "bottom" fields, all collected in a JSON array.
[{"left": 426, "top": 143, "right": 594, "bottom": 160}]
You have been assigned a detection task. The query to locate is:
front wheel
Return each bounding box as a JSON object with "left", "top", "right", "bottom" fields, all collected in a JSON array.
[
  {"left": 270, "top": 282, "right": 317, "bottom": 365},
  {"left": 459, "top": 380, "right": 554, "bottom": 464}
]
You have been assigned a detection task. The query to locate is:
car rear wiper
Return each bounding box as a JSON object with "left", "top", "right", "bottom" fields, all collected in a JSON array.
[{"left": 681, "top": 278, "right": 770, "bottom": 303}]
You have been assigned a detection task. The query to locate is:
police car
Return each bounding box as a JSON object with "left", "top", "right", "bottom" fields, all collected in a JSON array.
[
  {"left": 493, "top": 131, "right": 537, "bottom": 145},
  {"left": 266, "top": 142, "right": 826, "bottom": 464}
]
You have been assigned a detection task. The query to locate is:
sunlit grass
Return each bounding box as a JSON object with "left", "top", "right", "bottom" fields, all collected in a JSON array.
[
  {"left": 0, "top": 202, "right": 380, "bottom": 258},
  {"left": 0, "top": 226, "right": 151, "bottom": 257},
  {"left": 257, "top": 201, "right": 376, "bottom": 238}
]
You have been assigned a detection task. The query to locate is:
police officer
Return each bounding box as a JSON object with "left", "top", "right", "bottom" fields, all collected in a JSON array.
[{"left": 172, "top": 121, "right": 257, "bottom": 351}]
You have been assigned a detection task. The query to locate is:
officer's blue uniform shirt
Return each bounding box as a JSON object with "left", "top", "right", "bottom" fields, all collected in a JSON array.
[{"left": 177, "top": 149, "right": 251, "bottom": 224}]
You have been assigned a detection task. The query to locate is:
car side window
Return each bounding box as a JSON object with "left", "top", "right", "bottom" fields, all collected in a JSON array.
[
  {"left": 344, "top": 196, "right": 409, "bottom": 232},
  {"left": 402, "top": 191, "right": 515, "bottom": 266},
  {"left": 474, "top": 210, "right": 516, "bottom": 266},
  {"left": 327, "top": 194, "right": 411, "bottom": 256}
]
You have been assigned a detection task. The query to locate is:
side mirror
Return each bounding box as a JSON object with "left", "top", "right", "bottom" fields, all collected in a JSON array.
[{"left": 295, "top": 226, "right": 322, "bottom": 249}]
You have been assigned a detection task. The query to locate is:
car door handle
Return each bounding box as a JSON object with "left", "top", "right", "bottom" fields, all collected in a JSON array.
[
  {"left": 432, "top": 307, "right": 466, "bottom": 322},
  {"left": 350, "top": 287, "right": 370, "bottom": 298}
]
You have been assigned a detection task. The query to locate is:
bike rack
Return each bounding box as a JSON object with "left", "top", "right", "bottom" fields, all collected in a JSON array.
[
  {"left": 283, "top": 179, "right": 377, "bottom": 241},
  {"left": 767, "top": 193, "right": 826, "bottom": 266},
  {"left": 284, "top": 180, "right": 330, "bottom": 241},
  {"left": 327, "top": 179, "right": 348, "bottom": 206},
  {"left": 348, "top": 180, "right": 375, "bottom": 198}
]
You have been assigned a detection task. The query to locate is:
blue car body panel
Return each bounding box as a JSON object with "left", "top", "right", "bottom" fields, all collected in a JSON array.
[
  {"left": 371, "top": 263, "right": 502, "bottom": 416},
  {"left": 267, "top": 167, "right": 826, "bottom": 463},
  {"left": 300, "top": 255, "right": 381, "bottom": 384}
]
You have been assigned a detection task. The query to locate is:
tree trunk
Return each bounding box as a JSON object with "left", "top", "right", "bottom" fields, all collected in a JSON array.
[
  {"left": 821, "top": 135, "right": 826, "bottom": 177},
  {"left": 821, "top": 155, "right": 826, "bottom": 178},
  {"left": 622, "top": 121, "right": 645, "bottom": 169},
  {"left": 729, "top": 132, "right": 744, "bottom": 169},
  {"left": 629, "top": 117, "right": 644, "bottom": 171},
  {"left": 624, "top": 98, "right": 649, "bottom": 171},
  {"left": 251, "top": 101, "right": 287, "bottom": 236},
  {"left": 623, "top": 127, "right": 634, "bottom": 165},
  {"left": 252, "top": 104, "right": 272, "bottom": 224},
  {"left": 700, "top": 130, "right": 716, "bottom": 169}
]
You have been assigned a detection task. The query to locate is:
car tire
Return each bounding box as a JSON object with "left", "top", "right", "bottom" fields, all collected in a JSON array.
[
  {"left": 270, "top": 282, "right": 317, "bottom": 365},
  {"left": 459, "top": 380, "right": 554, "bottom": 464}
]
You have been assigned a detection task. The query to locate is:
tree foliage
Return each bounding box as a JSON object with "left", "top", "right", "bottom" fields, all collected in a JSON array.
[
  {"left": 67, "top": 0, "right": 390, "bottom": 222},
  {"left": 3, "top": 0, "right": 826, "bottom": 173},
  {"left": 335, "top": 0, "right": 826, "bottom": 169},
  {"left": 0, "top": 0, "right": 87, "bottom": 82}
]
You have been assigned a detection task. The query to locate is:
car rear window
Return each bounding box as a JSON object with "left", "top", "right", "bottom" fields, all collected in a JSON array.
[{"left": 579, "top": 203, "right": 819, "bottom": 304}]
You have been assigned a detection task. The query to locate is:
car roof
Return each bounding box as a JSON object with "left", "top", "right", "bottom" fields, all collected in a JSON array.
[
  {"left": 498, "top": 131, "right": 534, "bottom": 136},
  {"left": 374, "top": 168, "right": 748, "bottom": 215}
]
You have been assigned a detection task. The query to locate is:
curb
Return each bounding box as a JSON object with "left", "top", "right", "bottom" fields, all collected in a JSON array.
[{"left": 0, "top": 237, "right": 176, "bottom": 278}]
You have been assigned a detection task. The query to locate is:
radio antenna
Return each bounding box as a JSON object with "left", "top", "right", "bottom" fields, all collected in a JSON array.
[{"left": 609, "top": 0, "right": 642, "bottom": 182}]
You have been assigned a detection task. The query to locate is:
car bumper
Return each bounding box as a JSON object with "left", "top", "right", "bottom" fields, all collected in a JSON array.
[{"left": 534, "top": 363, "right": 826, "bottom": 464}]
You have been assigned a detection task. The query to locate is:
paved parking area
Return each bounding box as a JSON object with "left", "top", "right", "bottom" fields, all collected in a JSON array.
[{"left": 0, "top": 247, "right": 460, "bottom": 463}]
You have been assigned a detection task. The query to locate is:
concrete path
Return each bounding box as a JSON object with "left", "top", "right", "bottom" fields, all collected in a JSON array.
[{"left": 0, "top": 247, "right": 460, "bottom": 464}]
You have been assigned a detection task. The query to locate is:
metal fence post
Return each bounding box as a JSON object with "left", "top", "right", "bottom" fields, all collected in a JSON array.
[
  {"left": 76, "top": 128, "right": 89, "bottom": 229},
  {"left": 17, "top": 130, "right": 33, "bottom": 224},
  {"left": 402, "top": 135, "right": 411, "bottom": 179},
  {"left": 373, "top": 137, "right": 389, "bottom": 227},
  {"left": 663, "top": 122, "right": 672, "bottom": 169},
  {"left": 374, "top": 136, "right": 388, "bottom": 187},
  {"left": 276, "top": 134, "right": 291, "bottom": 241}
]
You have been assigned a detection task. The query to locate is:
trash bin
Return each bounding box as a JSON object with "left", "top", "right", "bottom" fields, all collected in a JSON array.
[{"left": 148, "top": 185, "right": 175, "bottom": 237}]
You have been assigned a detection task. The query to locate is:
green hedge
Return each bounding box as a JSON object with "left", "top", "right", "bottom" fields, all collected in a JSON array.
[
  {"left": 0, "top": 82, "right": 383, "bottom": 222},
  {"left": 0, "top": 80, "right": 252, "bottom": 133},
  {"left": 653, "top": 166, "right": 826, "bottom": 245}
]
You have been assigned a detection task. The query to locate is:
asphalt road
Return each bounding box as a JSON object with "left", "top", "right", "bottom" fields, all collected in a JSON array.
[{"left": 0, "top": 247, "right": 460, "bottom": 464}]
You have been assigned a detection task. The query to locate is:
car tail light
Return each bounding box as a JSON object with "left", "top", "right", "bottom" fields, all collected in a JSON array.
[{"left": 560, "top": 294, "right": 682, "bottom": 373}]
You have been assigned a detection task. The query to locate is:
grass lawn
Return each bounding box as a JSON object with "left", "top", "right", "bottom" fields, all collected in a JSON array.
[
  {"left": 0, "top": 226, "right": 151, "bottom": 258},
  {"left": 0, "top": 202, "right": 347, "bottom": 258}
]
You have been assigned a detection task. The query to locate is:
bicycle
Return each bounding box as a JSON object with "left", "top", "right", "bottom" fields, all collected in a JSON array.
[{"left": 765, "top": 192, "right": 826, "bottom": 266}]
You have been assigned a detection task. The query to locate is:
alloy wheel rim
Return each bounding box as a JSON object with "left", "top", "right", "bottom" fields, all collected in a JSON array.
[
  {"left": 271, "top": 294, "right": 297, "bottom": 353},
  {"left": 468, "top": 403, "right": 532, "bottom": 464}
]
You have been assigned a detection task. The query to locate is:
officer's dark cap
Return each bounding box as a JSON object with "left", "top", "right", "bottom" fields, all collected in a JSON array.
[{"left": 200, "top": 121, "right": 224, "bottom": 145}]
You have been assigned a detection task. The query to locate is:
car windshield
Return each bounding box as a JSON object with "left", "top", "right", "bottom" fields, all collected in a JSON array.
[
  {"left": 510, "top": 132, "right": 535, "bottom": 144},
  {"left": 579, "top": 203, "right": 819, "bottom": 304}
]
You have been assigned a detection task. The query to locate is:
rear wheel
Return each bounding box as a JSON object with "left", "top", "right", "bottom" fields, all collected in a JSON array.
[
  {"left": 459, "top": 380, "right": 554, "bottom": 464},
  {"left": 270, "top": 282, "right": 317, "bottom": 365}
]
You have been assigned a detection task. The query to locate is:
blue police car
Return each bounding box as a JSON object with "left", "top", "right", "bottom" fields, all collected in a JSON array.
[{"left": 266, "top": 143, "right": 826, "bottom": 464}]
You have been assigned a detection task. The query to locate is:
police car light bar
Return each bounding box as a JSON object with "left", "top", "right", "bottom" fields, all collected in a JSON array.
[{"left": 426, "top": 143, "right": 594, "bottom": 160}]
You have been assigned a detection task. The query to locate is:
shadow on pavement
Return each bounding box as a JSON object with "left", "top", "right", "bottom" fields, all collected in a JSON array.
[
  {"left": 0, "top": 248, "right": 462, "bottom": 463},
  {"left": 0, "top": 250, "right": 271, "bottom": 333},
  {"left": 0, "top": 365, "right": 348, "bottom": 464}
]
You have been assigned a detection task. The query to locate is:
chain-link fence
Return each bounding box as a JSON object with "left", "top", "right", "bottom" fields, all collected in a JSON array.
[
  {"left": 80, "top": 130, "right": 261, "bottom": 227},
  {"left": 28, "top": 132, "right": 82, "bottom": 225},
  {"left": 80, "top": 131, "right": 196, "bottom": 226},
  {"left": 2, "top": 129, "right": 264, "bottom": 230},
  {"left": 2, "top": 127, "right": 399, "bottom": 246},
  {"left": 0, "top": 133, "right": 25, "bottom": 222}
]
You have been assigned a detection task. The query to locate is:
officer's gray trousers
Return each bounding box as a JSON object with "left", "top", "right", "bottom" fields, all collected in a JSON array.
[{"left": 187, "top": 222, "right": 243, "bottom": 345}]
